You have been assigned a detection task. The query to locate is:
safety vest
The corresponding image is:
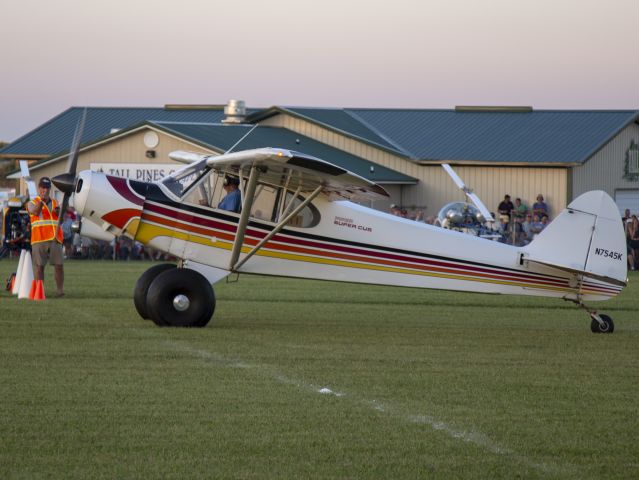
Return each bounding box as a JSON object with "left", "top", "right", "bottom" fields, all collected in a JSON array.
[{"left": 29, "top": 196, "right": 63, "bottom": 244}]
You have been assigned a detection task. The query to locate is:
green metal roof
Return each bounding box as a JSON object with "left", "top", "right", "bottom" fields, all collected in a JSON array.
[
  {"left": 0, "top": 106, "right": 234, "bottom": 158},
  {"left": 150, "top": 122, "right": 417, "bottom": 184},
  {"left": 266, "top": 107, "right": 639, "bottom": 165}
]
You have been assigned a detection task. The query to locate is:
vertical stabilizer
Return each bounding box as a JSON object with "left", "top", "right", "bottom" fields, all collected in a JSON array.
[{"left": 524, "top": 191, "right": 627, "bottom": 285}]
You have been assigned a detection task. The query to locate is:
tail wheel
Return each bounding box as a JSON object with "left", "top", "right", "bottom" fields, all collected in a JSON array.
[
  {"left": 133, "top": 263, "right": 176, "bottom": 320},
  {"left": 146, "top": 268, "right": 215, "bottom": 328},
  {"left": 590, "top": 314, "right": 614, "bottom": 334}
]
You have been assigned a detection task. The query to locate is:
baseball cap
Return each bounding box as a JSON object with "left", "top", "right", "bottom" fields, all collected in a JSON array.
[{"left": 38, "top": 177, "right": 52, "bottom": 188}]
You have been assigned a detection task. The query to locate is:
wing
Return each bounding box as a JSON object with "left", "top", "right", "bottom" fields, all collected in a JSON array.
[{"left": 170, "top": 148, "right": 388, "bottom": 201}]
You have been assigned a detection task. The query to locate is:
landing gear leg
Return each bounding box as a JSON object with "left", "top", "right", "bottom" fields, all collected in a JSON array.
[{"left": 567, "top": 298, "right": 615, "bottom": 334}]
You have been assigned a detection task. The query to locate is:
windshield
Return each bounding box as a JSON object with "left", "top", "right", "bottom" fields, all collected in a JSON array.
[{"left": 161, "top": 161, "right": 210, "bottom": 198}]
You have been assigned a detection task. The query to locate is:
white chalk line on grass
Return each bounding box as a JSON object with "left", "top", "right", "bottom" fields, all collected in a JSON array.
[{"left": 157, "top": 338, "right": 563, "bottom": 476}]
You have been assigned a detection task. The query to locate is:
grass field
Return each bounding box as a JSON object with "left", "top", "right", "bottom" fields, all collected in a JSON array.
[{"left": 1, "top": 259, "right": 638, "bottom": 479}]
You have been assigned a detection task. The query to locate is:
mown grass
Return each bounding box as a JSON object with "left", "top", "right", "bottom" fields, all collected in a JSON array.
[{"left": 0, "top": 260, "right": 637, "bottom": 479}]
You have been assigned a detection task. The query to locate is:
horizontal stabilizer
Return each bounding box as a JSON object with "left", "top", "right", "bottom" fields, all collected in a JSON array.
[{"left": 525, "top": 259, "right": 626, "bottom": 287}]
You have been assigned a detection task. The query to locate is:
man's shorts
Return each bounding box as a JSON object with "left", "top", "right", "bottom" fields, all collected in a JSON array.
[{"left": 31, "top": 241, "right": 64, "bottom": 266}]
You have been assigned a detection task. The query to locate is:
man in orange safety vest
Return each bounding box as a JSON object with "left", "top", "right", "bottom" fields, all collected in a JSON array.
[{"left": 27, "top": 177, "right": 65, "bottom": 296}]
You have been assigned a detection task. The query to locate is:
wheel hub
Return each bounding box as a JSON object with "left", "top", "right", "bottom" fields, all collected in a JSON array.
[{"left": 173, "top": 294, "right": 190, "bottom": 312}]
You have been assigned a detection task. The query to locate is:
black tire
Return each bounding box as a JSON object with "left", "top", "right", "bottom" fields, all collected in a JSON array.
[
  {"left": 590, "top": 314, "right": 614, "bottom": 334},
  {"left": 146, "top": 268, "right": 215, "bottom": 327},
  {"left": 133, "top": 263, "right": 177, "bottom": 320}
]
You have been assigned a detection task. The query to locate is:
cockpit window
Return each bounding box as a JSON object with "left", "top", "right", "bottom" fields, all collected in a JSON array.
[
  {"left": 175, "top": 164, "right": 321, "bottom": 228},
  {"left": 161, "top": 161, "right": 210, "bottom": 198}
]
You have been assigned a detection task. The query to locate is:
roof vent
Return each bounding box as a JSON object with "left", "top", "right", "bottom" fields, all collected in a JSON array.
[
  {"left": 222, "top": 99, "right": 247, "bottom": 124},
  {"left": 455, "top": 106, "right": 533, "bottom": 112}
]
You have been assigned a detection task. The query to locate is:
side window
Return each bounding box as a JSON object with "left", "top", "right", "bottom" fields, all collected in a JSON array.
[
  {"left": 251, "top": 184, "right": 278, "bottom": 221},
  {"left": 277, "top": 191, "right": 320, "bottom": 228},
  {"left": 207, "top": 173, "right": 227, "bottom": 208},
  {"left": 183, "top": 170, "right": 226, "bottom": 208}
]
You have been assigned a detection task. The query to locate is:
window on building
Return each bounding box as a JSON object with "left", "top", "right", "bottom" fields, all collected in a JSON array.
[{"left": 628, "top": 146, "right": 639, "bottom": 174}]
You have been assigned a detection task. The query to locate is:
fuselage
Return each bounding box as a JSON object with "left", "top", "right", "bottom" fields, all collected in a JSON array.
[{"left": 74, "top": 170, "right": 622, "bottom": 302}]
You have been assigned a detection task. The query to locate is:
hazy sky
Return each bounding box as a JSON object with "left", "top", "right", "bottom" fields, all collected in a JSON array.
[{"left": 1, "top": 0, "right": 638, "bottom": 142}]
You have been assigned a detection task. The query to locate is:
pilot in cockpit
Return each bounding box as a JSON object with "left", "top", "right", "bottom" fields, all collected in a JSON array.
[{"left": 218, "top": 175, "right": 241, "bottom": 213}]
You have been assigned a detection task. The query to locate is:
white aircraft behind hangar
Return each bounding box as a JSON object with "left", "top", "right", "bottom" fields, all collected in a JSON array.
[{"left": 50, "top": 135, "right": 627, "bottom": 333}]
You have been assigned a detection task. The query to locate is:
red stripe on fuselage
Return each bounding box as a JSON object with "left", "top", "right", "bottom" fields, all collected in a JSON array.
[{"left": 106, "top": 176, "right": 145, "bottom": 206}]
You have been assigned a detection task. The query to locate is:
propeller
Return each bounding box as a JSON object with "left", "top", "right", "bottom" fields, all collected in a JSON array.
[
  {"left": 19, "top": 160, "right": 37, "bottom": 199},
  {"left": 442, "top": 163, "right": 494, "bottom": 222},
  {"left": 52, "top": 108, "right": 88, "bottom": 227}
]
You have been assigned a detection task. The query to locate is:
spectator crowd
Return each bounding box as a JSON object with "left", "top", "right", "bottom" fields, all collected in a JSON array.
[{"left": 496, "top": 193, "right": 551, "bottom": 246}]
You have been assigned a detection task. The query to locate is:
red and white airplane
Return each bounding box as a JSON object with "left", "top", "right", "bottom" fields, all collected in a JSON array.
[{"left": 50, "top": 141, "right": 627, "bottom": 333}]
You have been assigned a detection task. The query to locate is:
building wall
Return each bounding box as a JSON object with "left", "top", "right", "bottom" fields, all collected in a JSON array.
[
  {"left": 260, "top": 114, "right": 568, "bottom": 217},
  {"left": 572, "top": 122, "right": 639, "bottom": 200}
]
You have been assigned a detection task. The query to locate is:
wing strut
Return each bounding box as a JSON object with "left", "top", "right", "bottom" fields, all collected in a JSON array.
[
  {"left": 228, "top": 165, "right": 260, "bottom": 270},
  {"left": 232, "top": 185, "right": 323, "bottom": 272}
]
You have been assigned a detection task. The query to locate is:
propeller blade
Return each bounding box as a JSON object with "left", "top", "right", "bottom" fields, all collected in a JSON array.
[
  {"left": 442, "top": 163, "right": 466, "bottom": 190},
  {"left": 54, "top": 107, "right": 88, "bottom": 232},
  {"left": 19, "top": 160, "right": 37, "bottom": 198},
  {"left": 59, "top": 193, "right": 70, "bottom": 223},
  {"left": 468, "top": 192, "right": 494, "bottom": 222},
  {"left": 66, "top": 107, "right": 88, "bottom": 178}
]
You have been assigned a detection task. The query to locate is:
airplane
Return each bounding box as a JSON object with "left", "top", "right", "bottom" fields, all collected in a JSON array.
[{"left": 43, "top": 134, "right": 627, "bottom": 334}]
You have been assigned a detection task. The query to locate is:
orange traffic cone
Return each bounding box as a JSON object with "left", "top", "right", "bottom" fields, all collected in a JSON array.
[
  {"left": 9, "top": 274, "right": 16, "bottom": 292},
  {"left": 29, "top": 280, "right": 37, "bottom": 300},
  {"left": 33, "top": 280, "right": 46, "bottom": 301}
]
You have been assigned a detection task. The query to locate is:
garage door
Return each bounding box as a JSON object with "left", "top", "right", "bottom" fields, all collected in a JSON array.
[{"left": 615, "top": 189, "right": 639, "bottom": 215}]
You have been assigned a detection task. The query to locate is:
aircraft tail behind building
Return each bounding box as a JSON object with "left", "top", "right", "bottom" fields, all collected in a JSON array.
[{"left": 523, "top": 191, "right": 627, "bottom": 287}]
